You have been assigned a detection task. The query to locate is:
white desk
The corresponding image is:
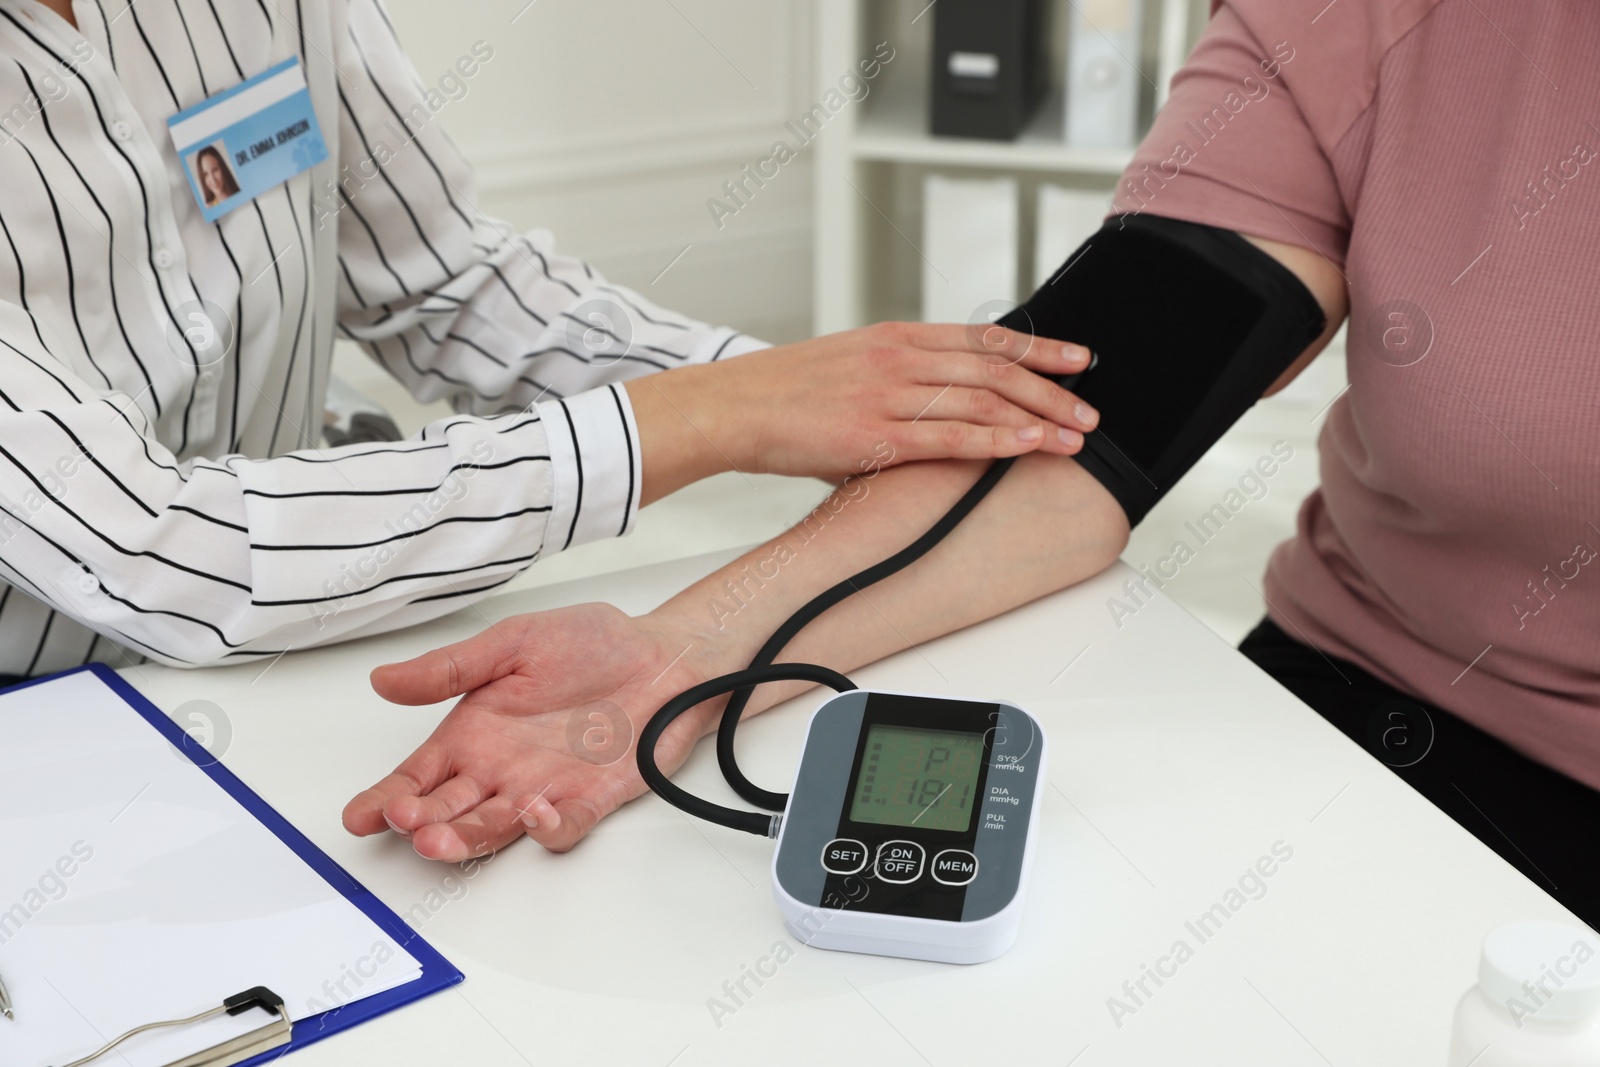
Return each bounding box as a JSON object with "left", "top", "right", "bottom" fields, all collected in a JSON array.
[{"left": 120, "top": 553, "right": 1569, "bottom": 1066}]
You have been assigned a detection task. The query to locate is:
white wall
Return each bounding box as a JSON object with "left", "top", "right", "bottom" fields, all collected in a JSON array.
[
  {"left": 334, "top": 0, "right": 835, "bottom": 592},
  {"left": 381, "top": 0, "right": 818, "bottom": 345}
]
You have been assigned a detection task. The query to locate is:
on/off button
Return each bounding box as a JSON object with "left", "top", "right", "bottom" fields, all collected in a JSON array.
[{"left": 875, "top": 840, "right": 925, "bottom": 883}]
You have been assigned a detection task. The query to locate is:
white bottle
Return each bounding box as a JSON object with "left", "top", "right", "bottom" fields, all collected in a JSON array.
[{"left": 1448, "top": 919, "right": 1600, "bottom": 1066}]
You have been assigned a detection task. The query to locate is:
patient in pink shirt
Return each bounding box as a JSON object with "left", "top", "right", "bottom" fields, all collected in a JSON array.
[
  {"left": 1124, "top": 0, "right": 1600, "bottom": 918},
  {"left": 344, "top": 0, "right": 1600, "bottom": 928}
]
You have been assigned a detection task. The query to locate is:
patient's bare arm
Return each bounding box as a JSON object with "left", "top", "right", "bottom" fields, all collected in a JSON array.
[
  {"left": 342, "top": 232, "right": 1347, "bottom": 861},
  {"left": 340, "top": 454, "right": 1128, "bottom": 861},
  {"left": 654, "top": 454, "right": 1132, "bottom": 716}
]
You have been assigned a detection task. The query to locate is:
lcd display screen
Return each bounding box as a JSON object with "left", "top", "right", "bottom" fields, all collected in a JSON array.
[{"left": 848, "top": 724, "right": 984, "bottom": 833}]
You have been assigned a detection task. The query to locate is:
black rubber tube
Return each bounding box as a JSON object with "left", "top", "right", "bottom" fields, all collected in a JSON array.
[
  {"left": 635, "top": 662, "right": 858, "bottom": 836},
  {"left": 713, "top": 456, "right": 1017, "bottom": 811}
]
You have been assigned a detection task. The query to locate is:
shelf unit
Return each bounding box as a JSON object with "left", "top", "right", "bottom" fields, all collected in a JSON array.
[
  {"left": 813, "top": 0, "right": 1205, "bottom": 333},
  {"left": 852, "top": 78, "right": 1136, "bottom": 175}
]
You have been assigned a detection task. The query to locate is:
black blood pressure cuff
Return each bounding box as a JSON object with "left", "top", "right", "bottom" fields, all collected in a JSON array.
[{"left": 999, "top": 214, "right": 1326, "bottom": 526}]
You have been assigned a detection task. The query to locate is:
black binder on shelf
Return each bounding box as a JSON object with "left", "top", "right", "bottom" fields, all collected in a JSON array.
[{"left": 930, "top": 0, "right": 1050, "bottom": 140}]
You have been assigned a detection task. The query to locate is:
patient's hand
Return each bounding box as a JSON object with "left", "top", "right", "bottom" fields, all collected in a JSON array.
[{"left": 342, "top": 604, "right": 711, "bottom": 860}]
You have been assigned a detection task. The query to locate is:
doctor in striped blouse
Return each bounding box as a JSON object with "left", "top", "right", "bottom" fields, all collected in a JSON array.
[{"left": 0, "top": 0, "right": 1099, "bottom": 678}]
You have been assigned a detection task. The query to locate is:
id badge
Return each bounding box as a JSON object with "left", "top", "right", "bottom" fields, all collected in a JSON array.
[{"left": 166, "top": 57, "right": 329, "bottom": 222}]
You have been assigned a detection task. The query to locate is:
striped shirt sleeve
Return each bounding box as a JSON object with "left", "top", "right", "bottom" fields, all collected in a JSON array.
[
  {"left": 0, "top": 290, "right": 639, "bottom": 668},
  {"left": 328, "top": 0, "right": 766, "bottom": 541}
]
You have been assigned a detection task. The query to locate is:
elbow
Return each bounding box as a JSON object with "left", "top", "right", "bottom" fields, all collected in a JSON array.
[
  {"left": 1078, "top": 478, "right": 1133, "bottom": 579},
  {"left": 1002, "top": 451, "right": 1131, "bottom": 592}
]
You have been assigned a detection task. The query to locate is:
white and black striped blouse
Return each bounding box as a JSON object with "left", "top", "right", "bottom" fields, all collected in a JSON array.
[{"left": 0, "top": 0, "right": 760, "bottom": 675}]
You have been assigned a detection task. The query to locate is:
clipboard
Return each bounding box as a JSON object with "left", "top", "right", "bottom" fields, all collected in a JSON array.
[{"left": 0, "top": 664, "right": 464, "bottom": 1067}]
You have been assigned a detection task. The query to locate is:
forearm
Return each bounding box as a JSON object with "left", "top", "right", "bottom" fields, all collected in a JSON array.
[
  {"left": 653, "top": 452, "right": 1130, "bottom": 718},
  {"left": 625, "top": 363, "right": 737, "bottom": 506}
]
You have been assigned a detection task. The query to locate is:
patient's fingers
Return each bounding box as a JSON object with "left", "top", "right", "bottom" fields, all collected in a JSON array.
[
  {"left": 343, "top": 781, "right": 409, "bottom": 836},
  {"left": 514, "top": 792, "right": 604, "bottom": 854},
  {"left": 342, "top": 743, "right": 455, "bottom": 835},
  {"left": 382, "top": 774, "right": 487, "bottom": 833},
  {"left": 410, "top": 794, "right": 525, "bottom": 862},
  {"left": 371, "top": 626, "right": 529, "bottom": 706}
]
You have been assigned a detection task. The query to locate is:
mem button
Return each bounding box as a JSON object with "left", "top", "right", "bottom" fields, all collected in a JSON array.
[
  {"left": 875, "top": 840, "right": 924, "bottom": 884},
  {"left": 820, "top": 838, "right": 867, "bottom": 876},
  {"left": 932, "top": 849, "right": 979, "bottom": 886}
]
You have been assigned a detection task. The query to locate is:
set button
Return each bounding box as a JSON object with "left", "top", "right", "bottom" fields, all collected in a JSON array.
[
  {"left": 820, "top": 838, "right": 867, "bottom": 875},
  {"left": 931, "top": 849, "right": 979, "bottom": 886},
  {"left": 875, "top": 840, "right": 924, "bottom": 883}
]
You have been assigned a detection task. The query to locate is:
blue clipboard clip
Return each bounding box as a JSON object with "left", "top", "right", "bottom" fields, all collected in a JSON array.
[{"left": 8, "top": 664, "right": 464, "bottom": 1067}]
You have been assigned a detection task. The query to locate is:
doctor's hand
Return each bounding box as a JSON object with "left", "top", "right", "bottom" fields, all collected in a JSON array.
[
  {"left": 342, "top": 604, "right": 715, "bottom": 861},
  {"left": 625, "top": 321, "right": 1098, "bottom": 505}
]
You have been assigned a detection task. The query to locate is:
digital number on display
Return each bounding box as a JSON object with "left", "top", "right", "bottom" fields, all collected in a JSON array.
[{"left": 848, "top": 724, "right": 985, "bottom": 833}]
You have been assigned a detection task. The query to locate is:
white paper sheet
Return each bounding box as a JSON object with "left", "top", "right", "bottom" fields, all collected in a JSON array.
[{"left": 0, "top": 671, "right": 421, "bottom": 1067}]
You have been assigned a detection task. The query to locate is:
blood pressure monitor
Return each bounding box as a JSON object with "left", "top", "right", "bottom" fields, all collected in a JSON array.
[{"left": 772, "top": 690, "right": 1046, "bottom": 964}]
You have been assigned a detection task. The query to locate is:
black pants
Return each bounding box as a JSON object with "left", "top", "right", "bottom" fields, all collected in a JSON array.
[{"left": 1240, "top": 619, "right": 1599, "bottom": 927}]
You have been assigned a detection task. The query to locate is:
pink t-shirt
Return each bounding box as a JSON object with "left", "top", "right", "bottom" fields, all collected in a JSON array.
[{"left": 1115, "top": 0, "right": 1600, "bottom": 786}]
